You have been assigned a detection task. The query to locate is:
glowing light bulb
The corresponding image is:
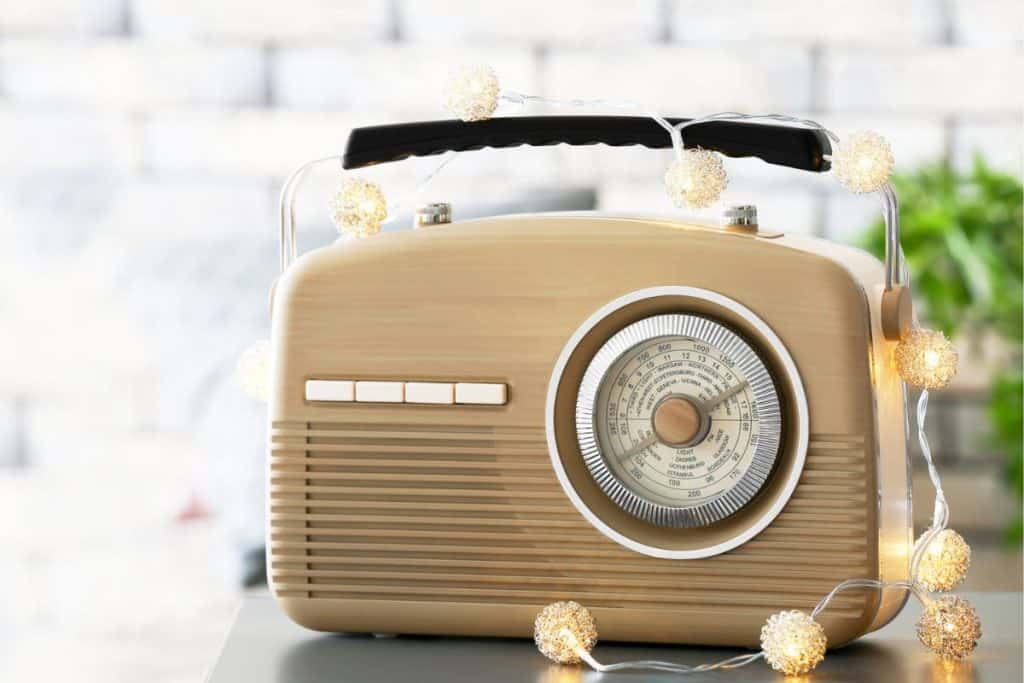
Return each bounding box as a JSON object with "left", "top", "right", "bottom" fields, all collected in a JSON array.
[
  {"left": 916, "top": 596, "right": 982, "bottom": 659},
  {"left": 444, "top": 64, "right": 500, "bottom": 122},
  {"left": 832, "top": 130, "right": 895, "bottom": 193},
  {"left": 664, "top": 148, "right": 728, "bottom": 209},
  {"left": 915, "top": 529, "right": 971, "bottom": 592},
  {"left": 894, "top": 328, "right": 959, "bottom": 390},
  {"left": 534, "top": 601, "right": 598, "bottom": 664},
  {"left": 760, "top": 610, "right": 827, "bottom": 676},
  {"left": 237, "top": 339, "right": 271, "bottom": 401},
  {"left": 328, "top": 177, "right": 387, "bottom": 238}
]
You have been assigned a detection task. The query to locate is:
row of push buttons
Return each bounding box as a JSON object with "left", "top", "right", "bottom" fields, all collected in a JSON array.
[{"left": 305, "top": 380, "right": 507, "bottom": 405}]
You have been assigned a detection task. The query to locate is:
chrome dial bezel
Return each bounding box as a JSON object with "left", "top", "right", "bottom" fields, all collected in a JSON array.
[{"left": 575, "top": 313, "right": 782, "bottom": 527}]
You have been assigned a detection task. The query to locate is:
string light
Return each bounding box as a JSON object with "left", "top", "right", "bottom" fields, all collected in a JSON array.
[
  {"left": 237, "top": 339, "right": 271, "bottom": 401},
  {"left": 328, "top": 177, "right": 388, "bottom": 238},
  {"left": 664, "top": 148, "right": 728, "bottom": 208},
  {"left": 534, "top": 601, "right": 598, "bottom": 664},
  {"left": 895, "top": 328, "right": 959, "bottom": 389},
  {"left": 915, "top": 529, "right": 971, "bottom": 592},
  {"left": 444, "top": 64, "right": 500, "bottom": 122},
  {"left": 916, "top": 596, "right": 982, "bottom": 660},
  {"left": 759, "top": 610, "right": 828, "bottom": 676},
  {"left": 281, "top": 65, "right": 986, "bottom": 675},
  {"left": 831, "top": 130, "right": 895, "bottom": 193},
  {"left": 468, "top": 66, "right": 980, "bottom": 674}
]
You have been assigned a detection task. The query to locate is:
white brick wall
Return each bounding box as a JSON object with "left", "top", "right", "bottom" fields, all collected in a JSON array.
[
  {"left": 0, "top": 39, "right": 265, "bottom": 109},
  {"left": 401, "top": 0, "right": 664, "bottom": 44},
  {"left": 949, "top": 0, "right": 1024, "bottom": 45},
  {"left": 671, "top": 0, "right": 946, "bottom": 45},
  {"left": 270, "top": 45, "right": 537, "bottom": 114},
  {"left": 100, "top": 177, "right": 276, "bottom": 241},
  {"left": 141, "top": 109, "right": 389, "bottom": 177},
  {"left": 0, "top": 0, "right": 124, "bottom": 36},
  {"left": 0, "top": 108, "right": 139, "bottom": 172},
  {"left": 131, "top": 0, "right": 392, "bottom": 42},
  {"left": 952, "top": 122, "right": 1024, "bottom": 173},
  {"left": 824, "top": 47, "right": 1024, "bottom": 114},
  {"left": 545, "top": 47, "right": 814, "bottom": 112}
]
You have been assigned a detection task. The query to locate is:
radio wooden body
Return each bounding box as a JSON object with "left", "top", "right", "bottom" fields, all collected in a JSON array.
[{"left": 267, "top": 118, "right": 913, "bottom": 648}]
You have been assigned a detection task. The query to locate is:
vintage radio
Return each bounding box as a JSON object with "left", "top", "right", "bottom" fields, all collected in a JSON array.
[{"left": 266, "top": 116, "right": 912, "bottom": 647}]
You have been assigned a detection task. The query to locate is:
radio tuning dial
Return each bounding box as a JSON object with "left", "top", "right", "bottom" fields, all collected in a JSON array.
[{"left": 575, "top": 313, "right": 783, "bottom": 528}]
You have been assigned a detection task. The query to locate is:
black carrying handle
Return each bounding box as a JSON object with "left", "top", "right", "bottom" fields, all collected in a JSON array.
[{"left": 342, "top": 116, "right": 832, "bottom": 173}]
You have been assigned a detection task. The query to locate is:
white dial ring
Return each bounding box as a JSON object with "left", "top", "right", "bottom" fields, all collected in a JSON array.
[{"left": 576, "top": 314, "right": 782, "bottom": 527}]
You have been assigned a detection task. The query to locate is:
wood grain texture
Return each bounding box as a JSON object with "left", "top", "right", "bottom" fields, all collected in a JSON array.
[{"left": 267, "top": 214, "right": 911, "bottom": 647}]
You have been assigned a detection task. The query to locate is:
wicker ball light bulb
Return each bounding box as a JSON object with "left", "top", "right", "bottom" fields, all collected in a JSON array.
[
  {"left": 328, "top": 177, "right": 388, "bottom": 238},
  {"left": 915, "top": 529, "right": 972, "bottom": 592},
  {"left": 664, "top": 148, "right": 728, "bottom": 209},
  {"left": 832, "top": 130, "right": 895, "bottom": 193},
  {"left": 916, "top": 596, "right": 982, "bottom": 660},
  {"left": 895, "top": 328, "right": 959, "bottom": 390},
  {"left": 444, "top": 64, "right": 500, "bottom": 122},
  {"left": 760, "top": 610, "right": 828, "bottom": 676},
  {"left": 534, "top": 601, "right": 599, "bottom": 664}
]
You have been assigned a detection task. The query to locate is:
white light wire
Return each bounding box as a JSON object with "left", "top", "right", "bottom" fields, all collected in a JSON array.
[
  {"left": 280, "top": 94, "right": 907, "bottom": 287},
  {"left": 273, "top": 79, "right": 956, "bottom": 678},
  {"left": 578, "top": 649, "right": 764, "bottom": 674},
  {"left": 501, "top": 91, "right": 679, "bottom": 143},
  {"left": 479, "top": 97, "right": 946, "bottom": 677},
  {"left": 572, "top": 575, "right": 935, "bottom": 676},
  {"left": 278, "top": 90, "right": 946, "bottom": 583},
  {"left": 909, "top": 388, "right": 950, "bottom": 582}
]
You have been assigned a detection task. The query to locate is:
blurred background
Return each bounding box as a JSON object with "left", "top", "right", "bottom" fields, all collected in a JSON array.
[{"left": 0, "top": 1, "right": 1021, "bottom": 681}]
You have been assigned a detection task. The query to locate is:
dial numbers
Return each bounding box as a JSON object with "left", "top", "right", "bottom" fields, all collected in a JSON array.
[
  {"left": 576, "top": 314, "right": 783, "bottom": 528},
  {"left": 597, "top": 336, "right": 757, "bottom": 507}
]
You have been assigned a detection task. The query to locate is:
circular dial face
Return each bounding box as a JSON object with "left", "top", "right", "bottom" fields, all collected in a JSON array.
[{"left": 576, "top": 314, "right": 782, "bottom": 527}]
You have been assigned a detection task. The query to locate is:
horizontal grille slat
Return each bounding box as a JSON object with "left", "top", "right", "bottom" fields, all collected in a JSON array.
[
  {"left": 271, "top": 568, "right": 867, "bottom": 604},
  {"left": 269, "top": 510, "right": 869, "bottom": 537},
  {"left": 274, "top": 541, "right": 871, "bottom": 567},
  {"left": 270, "top": 583, "right": 864, "bottom": 616},
  {"left": 271, "top": 456, "right": 553, "bottom": 471},
  {"left": 272, "top": 442, "right": 545, "bottom": 455},
  {"left": 271, "top": 534, "right": 869, "bottom": 560},
  {"left": 269, "top": 422, "right": 874, "bottom": 618},
  {"left": 272, "top": 555, "right": 868, "bottom": 581}
]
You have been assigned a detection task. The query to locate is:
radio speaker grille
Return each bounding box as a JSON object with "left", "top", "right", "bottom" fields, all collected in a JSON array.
[{"left": 269, "top": 421, "right": 872, "bottom": 620}]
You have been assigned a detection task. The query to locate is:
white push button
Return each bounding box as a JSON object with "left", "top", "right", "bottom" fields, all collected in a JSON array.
[
  {"left": 355, "top": 381, "right": 404, "bottom": 403},
  {"left": 305, "top": 379, "right": 354, "bottom": 402},
  {"left": 454, "top": 383, "right": 507, "bottom": 405},
  {"left": 404, "top": 382, "right": 454, "bottom": 404}
]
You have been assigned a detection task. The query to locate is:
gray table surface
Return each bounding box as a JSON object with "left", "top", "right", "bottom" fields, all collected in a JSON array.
[{"left": 208, "top": 592, "right": 1022, "bottom": 682}]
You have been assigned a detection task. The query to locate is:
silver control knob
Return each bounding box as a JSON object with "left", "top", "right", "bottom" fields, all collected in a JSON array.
[
  {"left": 720, "top": 204, "right": 758, "bottom": 233},
  {"left": 414, "top": 202, "right": 452, "bottom": 229}
]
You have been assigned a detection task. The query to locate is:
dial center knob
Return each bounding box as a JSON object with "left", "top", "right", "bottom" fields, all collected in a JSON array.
[{"left": 652, "top": 396, "right": 705, "bottom": 446}]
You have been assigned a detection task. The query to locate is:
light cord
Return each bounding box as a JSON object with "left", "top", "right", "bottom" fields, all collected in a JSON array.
[
  {"left": 578, "top": 648, "right": 764, "bottom": 674},
  {"left": 501, "top": 91, "right": 679, "bottom": 142},
  {"left": 910, "top": 388, "right": 951, "bottom": 581},
  {"left": 270, "top": 70, "right": 973, "bottom": 675},
  {"left": 281, "top": 89, "right": 906, "bottom": 285},
  {"left": 571, "top": 578, "right": 933, "bottom": 675},
  {"left": 670, "top": 112, "right": 903, "bottom": 289},
  {"left": 279, "top": 155, "right": 344, "bottom": 273}
]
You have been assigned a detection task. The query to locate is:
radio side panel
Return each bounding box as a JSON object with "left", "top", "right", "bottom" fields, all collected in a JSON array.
[
  {"left": 267, "top": 215, "right": 903, "bottom": 647},
  {"left": 778, "top": 233, "right": 912, "bottom": 632}
]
